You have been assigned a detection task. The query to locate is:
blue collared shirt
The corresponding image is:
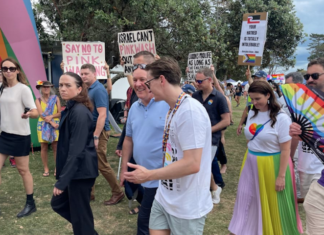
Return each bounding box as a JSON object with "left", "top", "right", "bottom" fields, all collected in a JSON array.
[
  {"left": 88, "top": 80, "right": 110, "bottom": 131},
  {"left": 126, "top": 98, "right": 169, "bottom": 188}
]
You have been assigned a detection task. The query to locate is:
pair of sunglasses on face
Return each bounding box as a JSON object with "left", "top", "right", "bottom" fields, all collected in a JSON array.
[
  {"left": 195, "top": 77, "right": 210, "bottom": 84},
  {"left": 133, "top": 64, "right": 146, "bottom": 71},
  {"left": 1, "top": 67, "right": 17, "bottom": 72},
  {"left": 304, "top": 73, "right": 324, "bottom": 80}
]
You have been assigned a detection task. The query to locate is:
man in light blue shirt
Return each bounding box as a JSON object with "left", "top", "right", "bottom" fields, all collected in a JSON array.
[{"left": 121, "top": 65, "right": 169, "bottom": 235}]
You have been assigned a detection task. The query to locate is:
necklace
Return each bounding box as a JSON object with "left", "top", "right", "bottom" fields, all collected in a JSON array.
[{"left": 162, "top": 92, "right": 187, "bottom": 164}]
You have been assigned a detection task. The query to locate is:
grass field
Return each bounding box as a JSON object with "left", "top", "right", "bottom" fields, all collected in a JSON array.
[{"left": 0, "top": 102, "right": 306, "bottom": 235}]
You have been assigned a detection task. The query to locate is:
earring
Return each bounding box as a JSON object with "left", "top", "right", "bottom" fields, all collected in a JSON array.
[{"left": 267, "top": 100, "right": 270, "bottom": 104}]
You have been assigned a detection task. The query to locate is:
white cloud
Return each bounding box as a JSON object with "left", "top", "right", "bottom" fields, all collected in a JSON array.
[{"left": 283, "top": 0, "right": 324, "bottom": 72}]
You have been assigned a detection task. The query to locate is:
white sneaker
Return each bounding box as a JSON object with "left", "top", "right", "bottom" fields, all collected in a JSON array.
[{"left": 212, "top": 187, "right": 222, "bottom": 204}]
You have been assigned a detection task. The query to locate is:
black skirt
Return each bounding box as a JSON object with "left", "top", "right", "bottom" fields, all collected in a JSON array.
[{"left": 0, "top": 132, "right": 31, "bottom": 157}]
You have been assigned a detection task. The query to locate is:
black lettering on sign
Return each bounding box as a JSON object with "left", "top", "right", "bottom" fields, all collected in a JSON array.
[
  {"left": 249, "top": 25, "right": 256, "bottom": 29},
  {"left": 194, "top": 60, "right": 204, "bottom": 65},
  {"left": 247, "top": 31, "right": 257, "bottom": 35},
  {"left": 124, "top": 65, "right": 133, "bottom": 74},
  {"left": 205, "top": 59, "right": 211, "bottom": 65},
  {"left": 242, "top": 42, "right": 260, "bottom": 47},
  {"left": 244, "top": 37, "right": 259, "bottom": 41}
]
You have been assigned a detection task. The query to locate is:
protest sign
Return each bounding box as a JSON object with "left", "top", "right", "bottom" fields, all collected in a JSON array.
[
  {"left": 62, "top": 42, "right": 106, "bottom": 79},
  {"left": 187, "top": 51, "right": 212, "bottom": 80},
  {"left": 238, "top": 12, "right": 268, "bottom": 66},
  {"left": 118, "top": 29, "right": 156, "bottom": 75}
]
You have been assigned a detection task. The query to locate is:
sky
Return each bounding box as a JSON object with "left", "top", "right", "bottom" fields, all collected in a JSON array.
[{"left": 278, "top": 0, "right": 324, "bottom": 74}]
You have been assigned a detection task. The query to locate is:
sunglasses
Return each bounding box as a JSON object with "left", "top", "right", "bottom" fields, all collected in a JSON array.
[
  {"left": 1, "top": 67, "right": 17, "bottom": 72},
  {"left": 144, "top": 76, "right": 159, "bottom": 89},
  {"left": 133, "top": 64, "right": 146, "bottom": 71},
  {"left": 195, "top": 78, "right": 209, "bottom": 84},
  {"left": 304, "top": 73, "right": 324, "bottom": 80}
]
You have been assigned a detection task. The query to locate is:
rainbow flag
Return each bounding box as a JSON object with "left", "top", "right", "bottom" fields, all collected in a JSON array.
[
  {"left": 0, "top": 0, "right": 47, "bottom": 147},
  {"left": 244, "top": 54, "right": 256, "bottom": 63}
]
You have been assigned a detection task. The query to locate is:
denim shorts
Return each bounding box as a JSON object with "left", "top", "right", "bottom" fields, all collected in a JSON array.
[{"left": 149, "top": 199, "right": 207, "bottom": 235}]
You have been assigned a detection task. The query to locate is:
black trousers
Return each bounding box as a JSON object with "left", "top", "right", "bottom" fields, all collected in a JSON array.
[
  {"left": 216, "top": 141, "right": 227, "bottom": 165},
  {"left": 137, "top": 187, "right": 157, "bottom": 235},
  {"left": 51, "top": 178, "right": 96, "bottom": 235}
]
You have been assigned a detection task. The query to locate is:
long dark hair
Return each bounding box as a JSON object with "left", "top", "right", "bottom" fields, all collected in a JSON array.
[
  {"left": 272, "top": 82, "right": 282, "bottom": 97},
  {"left": 63, "top": 72, "right": 93, "bottom": 111},
  {"left": 0, "top": 58, "right": 28, "bottom": 87},
  {"left": 249, "top": 81, "right": 281, "bottom": 127}
]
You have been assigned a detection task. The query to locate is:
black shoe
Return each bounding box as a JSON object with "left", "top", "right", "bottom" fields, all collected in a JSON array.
[
  {"left": 217, "top": 182, "right": 225, "bottom": 189},
  {"left": 17, "top": 203, "right": 36, "bottom": 218}
]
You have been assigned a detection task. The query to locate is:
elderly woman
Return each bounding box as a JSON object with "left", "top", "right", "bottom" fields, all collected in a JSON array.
[
  {"left": 35, "top": 81, "right": 61, "bottom": 177},
  {"left": 0, "top": 58, "right": 39, "bottom": 218}
]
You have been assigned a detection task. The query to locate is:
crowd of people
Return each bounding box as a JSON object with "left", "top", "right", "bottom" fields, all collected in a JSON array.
[{"left": 0, "top": 52, "right": 323, "bottom": 235}]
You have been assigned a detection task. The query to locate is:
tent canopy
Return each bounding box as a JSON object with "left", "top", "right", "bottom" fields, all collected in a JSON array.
[{"left": 226, "top": 79, "right": 236, "bottom": 83}]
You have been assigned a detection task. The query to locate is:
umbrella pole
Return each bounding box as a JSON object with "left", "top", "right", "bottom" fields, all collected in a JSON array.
[{"left": 117, "top": 157, "right": 122, "bottom": 180}]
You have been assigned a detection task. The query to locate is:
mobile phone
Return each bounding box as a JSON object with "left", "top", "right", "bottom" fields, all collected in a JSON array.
[{"left": 24, "top": 108, "right": 30, "bottom": 114}]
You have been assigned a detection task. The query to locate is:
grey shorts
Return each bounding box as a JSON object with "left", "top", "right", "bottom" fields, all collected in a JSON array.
[{"left": 149, "top": 199, "right": 207, "bottom": 235}]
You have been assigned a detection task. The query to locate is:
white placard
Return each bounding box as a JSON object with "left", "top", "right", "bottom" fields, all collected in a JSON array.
[
  {"left": 62, "top": 42, "right": 106, "bottom": 79},
  {"left": 238, "top": 13, "right": 268, "bottom": 66},
  {"left": 118, "top": 29, "right": 156, "bottom": 75},
  {"left": 187, "top": 51, "right": 212, "bottom": 80}
]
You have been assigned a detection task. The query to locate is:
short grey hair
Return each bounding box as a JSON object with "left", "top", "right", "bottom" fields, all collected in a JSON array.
[
  {"left": 196, "top": 67, "right": 213, "bottom": 78},
  {"left": 285, "top": 72, "right": 304, "bottom": 84}
]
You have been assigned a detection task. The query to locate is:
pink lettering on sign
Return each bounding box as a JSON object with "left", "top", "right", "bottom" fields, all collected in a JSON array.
[
  {"left": 67, "top": 56, "right": 73, "bottom": 65},
  {"left": 81, "top": 56, "right": 90, "bottom": 64},
  {"left": 82, "top": 44, "right": 91, "bottom": 55},
  {"left": 65, "top": 44, "right": 71, "bottom": 53},
  {"left": 119, "top": 43, "right": 155, "bottom": 55}
]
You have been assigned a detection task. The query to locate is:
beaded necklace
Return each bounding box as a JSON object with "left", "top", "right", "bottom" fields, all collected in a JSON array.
[{"left": 162, "top": 92, "right": 187, "bottom": 163}]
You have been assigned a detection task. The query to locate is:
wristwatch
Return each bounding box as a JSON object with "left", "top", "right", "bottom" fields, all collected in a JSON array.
[{"left": 94, "top": 136, "right": 99, "bottom": 140}]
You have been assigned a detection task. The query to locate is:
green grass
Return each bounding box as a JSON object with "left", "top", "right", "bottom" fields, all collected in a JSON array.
[{"left": 0, "top": 101, "right": 306, "bottom": 235}]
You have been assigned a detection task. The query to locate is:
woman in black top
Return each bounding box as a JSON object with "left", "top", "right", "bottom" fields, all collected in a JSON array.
[
  {"left": 51, "top": 72, "right": 98, "bottom": 235},
  {"left": 235, "top": 82, "right": 243, "bottom": 107}
]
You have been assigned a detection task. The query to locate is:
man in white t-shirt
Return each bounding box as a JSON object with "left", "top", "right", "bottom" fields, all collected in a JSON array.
[{"left": 124, "top": 57, "right": 213, "bottom": 235}]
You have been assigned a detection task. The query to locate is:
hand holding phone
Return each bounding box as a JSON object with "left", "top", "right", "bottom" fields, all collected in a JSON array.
[
  {"left": 24, "top": 108, "right": 30, "bottom": 114},
  {"left": 22, "top": 108, "right": 31, "bottom": 119}
]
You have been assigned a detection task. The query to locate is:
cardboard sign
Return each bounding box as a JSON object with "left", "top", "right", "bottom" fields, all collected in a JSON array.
[
  {"left": 62, "top": 42, "right": 106, "bottom": 79},
  {"left": 118, "top": 29, "right": 156, "bottom": 75},
  {"left": 187, "top": 51, "right": 212, "bottom": 80},
  {"left": 238, "top": 12, "right": 268, "bottom": 66}
]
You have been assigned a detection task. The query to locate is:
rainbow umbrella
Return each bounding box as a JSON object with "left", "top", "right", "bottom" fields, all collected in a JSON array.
[
  {"left": 280, "top": 84, "right": 324, "bottom": 163},
  {"left": 0, "top": 0, "right": 47, "bottom": 147}
]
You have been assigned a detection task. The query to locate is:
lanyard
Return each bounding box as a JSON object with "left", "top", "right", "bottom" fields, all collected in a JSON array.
[{"left": 162, "top": 92, "right": 187, "bottom": 163}]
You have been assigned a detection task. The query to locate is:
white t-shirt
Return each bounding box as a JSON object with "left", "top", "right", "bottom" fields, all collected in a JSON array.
[
  {"left": 0, "top": 83, "right": 36, "bottom": 135},
  {"left": 278, "top": 96, "right": 290, "bottom": 116},
  {"left": 244, "top": 110, "right": 292, "bottom": 153},
  {"left": 297, "top": 141, "right": 324, "bottom": 174},
  {"left": 155, "top": 96, "right": 213, "bottom": 219},
  {"left": 244, "top": 83, "right": 250, "bottom": 92}
]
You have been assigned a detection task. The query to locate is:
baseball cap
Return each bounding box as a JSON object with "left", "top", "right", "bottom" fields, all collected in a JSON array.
[
  {"left": 182, "top": 84, "right": 196, "bottom": 94},
  {"left": 252, "top": 70, "right": 267, "bottom": 78}
]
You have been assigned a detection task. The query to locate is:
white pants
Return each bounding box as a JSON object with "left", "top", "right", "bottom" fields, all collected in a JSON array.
[
  {"left": 299, "top": 171, "right": 321, "bottom": 198},
  {"left": 304, "top": 181, "right": 324, "bottom": 235}
]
